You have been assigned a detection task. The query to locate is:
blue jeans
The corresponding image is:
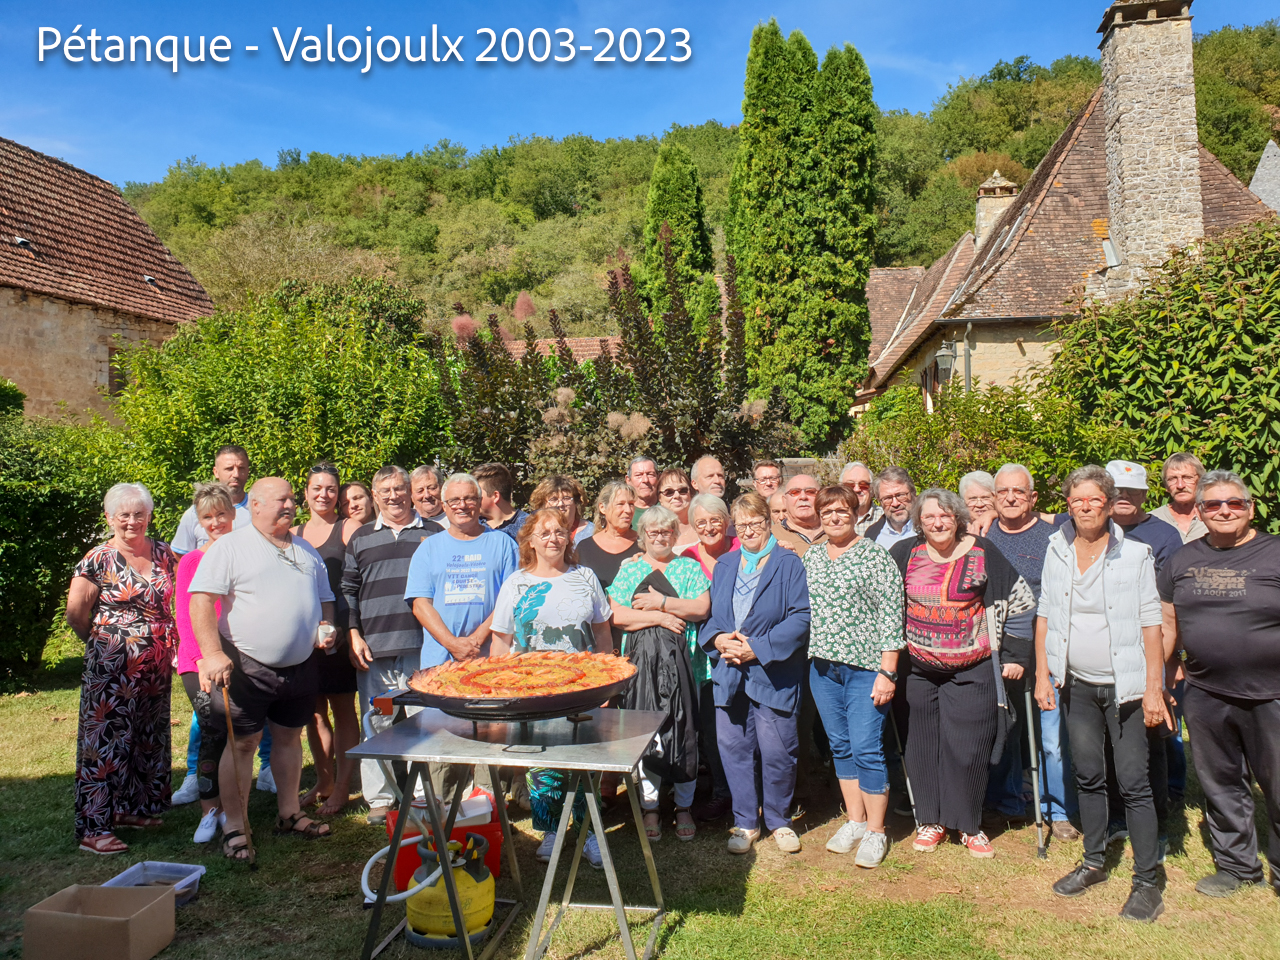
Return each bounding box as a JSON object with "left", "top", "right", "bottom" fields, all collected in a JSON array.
[
  {"left": 1039, "top": 680, "right": 1078, "bottom": 821},
  {"left": 809, "top": 659, "right": 889, "bottom": 794},
  {"left": 1167, "top": 678, "right": 1187, "bottom": 796}
]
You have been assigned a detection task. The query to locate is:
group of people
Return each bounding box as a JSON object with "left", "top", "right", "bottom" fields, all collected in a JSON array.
[{"left": 66, "top": 446, "right": 1278, "bottom": 925}]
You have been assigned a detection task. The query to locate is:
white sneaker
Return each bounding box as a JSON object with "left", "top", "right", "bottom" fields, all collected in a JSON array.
[
  {"left": 171, "top": 775, "right": 200, "bottom": 806},
  {"left": 535, "top": 831, "right": 557, "bottom": 863},
  {"left": 193, "top": 808, "right": 225, "bottom": 844},
  {"left": 256, "top": 766, "right": 277, "bottom": 793},
  {"left": 773, "top": 826, "right": 802, "bottom": 853},
  {"left": 727, "top": 826, "right": 760, "bottom": 854},
  {"left": 854, "top": 830, "right": 889, "bottom": 868},
  {"left": 826, "top": 819, "right": 867, "bottom": 854},
  {"left": 583, "top": 833, "right": 604, "bottom": 870}
]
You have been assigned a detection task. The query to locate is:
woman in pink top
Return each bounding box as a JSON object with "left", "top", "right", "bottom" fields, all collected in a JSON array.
[{"left": 175, "top": 482, "right": 236, "bottom": 844}]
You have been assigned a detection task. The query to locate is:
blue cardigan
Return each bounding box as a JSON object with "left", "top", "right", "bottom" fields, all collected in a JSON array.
[{"left": 698, "top": 547, "right": 811, "bottom": 714}]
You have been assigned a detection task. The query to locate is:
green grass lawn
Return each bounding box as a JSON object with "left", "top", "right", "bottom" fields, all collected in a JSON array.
[{"left": 2, "top": 649, "right": 1276, "bottom": 959}]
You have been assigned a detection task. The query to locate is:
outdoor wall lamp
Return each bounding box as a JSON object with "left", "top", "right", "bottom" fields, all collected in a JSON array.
[{"left": 935, "top": 340, "right": 957, "bottom": 382}]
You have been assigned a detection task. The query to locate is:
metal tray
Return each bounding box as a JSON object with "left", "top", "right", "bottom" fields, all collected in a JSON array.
[{"left": 394, "top": 674, "right": 635, "bottom": 723}]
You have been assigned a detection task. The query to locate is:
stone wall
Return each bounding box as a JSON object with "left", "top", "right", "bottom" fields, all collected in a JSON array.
[
  {"left": 0, "top": 286, "right": 175, "bottom": 419},
  {"left": 1100, "top": 11, "right": 1203, "bottom": 295},
  {"left": 888, "top": 321, "right": 1058, "bottom": 393}
]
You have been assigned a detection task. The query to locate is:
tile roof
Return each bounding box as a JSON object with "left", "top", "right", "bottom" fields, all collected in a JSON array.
[
  {"left": 1201, "top": 145, "right": 1273, "bottom": 230},
  {"left": 505, "top": 336, "right": 622, "bottom": 364},
  {"left": 867, "top": 267, "right": 925, "bottom": 363},
  {"left": 867, "top": 234, "right": 976, "bottom": 389},
  {"left": 0, "top": 136, "right": 212, "bottom": 323}
]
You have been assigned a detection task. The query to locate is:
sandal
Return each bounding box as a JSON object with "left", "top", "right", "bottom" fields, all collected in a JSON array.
[
  {"left": 80, "top": 833, "right": 128, "bottom": 855},
  {"left": 223, "top": 830, "right": 252, "bottom": 861},
  {"left": 114, "top": 814, "right": 163, "bottom": 829},
  {"left": 274, "top": 811, "right": 331, "bottom": 839},
  {"left": 643, "top": 811, "right": 662, "bottom": 841},
  {"left": 675, "top": 808, "right": 696, "bottom": 843}
]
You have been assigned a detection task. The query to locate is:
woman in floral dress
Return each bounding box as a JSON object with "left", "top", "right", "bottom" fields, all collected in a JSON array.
[{"left": 66, "top": 482, "right": 179, "bottom": 855}]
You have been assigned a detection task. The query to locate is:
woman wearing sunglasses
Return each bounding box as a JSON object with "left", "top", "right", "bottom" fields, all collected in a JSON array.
[
  {"left": 657, "top": 467, "right": 700, "bottom": 555},
  {"left": 1035, "top": 464, "right": 1172, "bottom": 923},
  {"left": 1157, "top": 470, "right": 1280, "bottom": 901}
]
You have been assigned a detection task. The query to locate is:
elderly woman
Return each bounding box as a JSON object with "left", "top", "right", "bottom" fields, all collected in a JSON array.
[
  {"left": 959, "top": 471, "right": 996, "bottom": 534},
  {"left": 339, "top": 480, "right": 375, "bottom": 525},
  {"left": 175, "top": 483, "right": 236, "bottom": 844},
  {"left": 889, "top": 489, "right": 1034, "bottom": 860},
  {"left": 701, "top": 492, "right": 812, "bottom": 855},
  {"left": 292, "top": 463, "right": 363, "bottom": 816},
  {"left": 530, "top": 475, "right": 596, "bottom": 544},
  {"left": 803, "top": 485, "right": 904, "bottom": 867},
  {"left": 1158, "top": 470, "right": 1280, "bottom": 899},
  {"left": 657, "top": 467, "right": 699, "bottom": 554},
  {"left": 492, "top": 508, "right": 613, "bottom": 868},
  {"left": 1036, "top": 464, "right": 1170, "bottom": 922},
  {"left": 609, "top": 505, "right": 711, "bottom": 841},
  {"left": 66, "top": 483, "right": 180, "bottom": 855}
]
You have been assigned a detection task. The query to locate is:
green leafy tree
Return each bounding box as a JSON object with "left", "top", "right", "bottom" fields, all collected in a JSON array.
[
  {"left": 728, "top": 21, "right": 877, "bottom": 448},
  {"left": 1194, "top": 20, "right": 1280, "bottom": 182},
  {"left": 641, "top": 144, "right": 714, "bottom": 312},
  {"left": 1049, "top": 219, "right": 1280, "bottom": 526}
]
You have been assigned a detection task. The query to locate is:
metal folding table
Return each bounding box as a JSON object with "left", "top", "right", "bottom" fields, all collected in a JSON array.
[{"left": 349, "top": 706, "right": 668, "bottom": 960}]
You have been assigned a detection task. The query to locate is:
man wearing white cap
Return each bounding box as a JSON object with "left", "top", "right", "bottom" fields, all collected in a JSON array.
[{"left": 1106, "top": 461, "right": 1183, "bottom": 574}]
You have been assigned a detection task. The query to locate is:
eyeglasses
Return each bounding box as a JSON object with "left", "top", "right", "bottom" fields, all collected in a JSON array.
[
  {"left": 755, "top": 474, "right": 781, "bottom": 485},
  {"left": 693, "top": 518, "right": 725, "bottom": 532},
  {"left": 845, "top": 481, "right": 871, "bottom": 491},
  {"left": 784, "top": 487, "right": 818, "bottom": 498},
  {"left": 1198, "top": 498, "right": 1251, "bottom": 513},
  {"left": 819, "top": 508, "right": 852, "bottom": 521},
  {"left": 545, "top": 496, "right": 576, "bottom": 507},
  {"left": 965, "top": 495, "right": 994, "bottom": 505},
  {"left": 645, "top": 528, "right": 677, "bottom": 540},
  {"left": 880, "top": 492, "right": 912, "bottom": 505},
  {"left": 533, "top": 530, "right": 568, "bottom": 542},
  {"left": 659, "top": 486, "right": 690, "bottom": 498},
  {"left": 736, "top": 519, "right": 769, "bottom": 534},
  {"left": 1067, "top": 496, "right": 1107, "bottom": 509},
  {"left": 444, "top": 496, "right": 479, "bottom": 508},
  {"left": 995, "top": 487, "right": 1031, "bottom": 499},
  {"left": 1166, "top": 474, "right": 1200, "bottom": 487}
]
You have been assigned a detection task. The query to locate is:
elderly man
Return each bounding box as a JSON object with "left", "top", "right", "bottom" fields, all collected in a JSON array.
[
  {"left": 692, "top": 456, "right": 727, "bottom": 498},
  {"left": 191, "top": 477, "right": 337, "bottom": 856},
  {"left": 772, "top": 474, "right": 826, "bottom": 556},
  {"left": 983, "top": 463, "right": 1079, "bottom": 839},
  {"left": 628, "top": 456, "right": 660, "bottom": 529},
  {"left": 172, "top": 445, "right": 252, "bottom": 554},
  {"left": 1108, "top": 461, "right": 1183, "bottom": 573},
  {"left": 839, "top": 461, "right": 883, "bottom": 536},
  {"left": 753, "top": 459, "right": 784, "bottom": 498},
  {"left": 405, "top": 472, "right": 518, "bottom": 668},
  {"left": 345, "top": 465, "right": 443, "bottom": 824},
  {"left": 411, "top": 464, "right": 450, "bottom": 530},
  {"left": 1159, "top": 470, "right": 1280, "bottom": 899},
  {"left": 474, "top": 462, "right": 528, "bottom": 540},
  {"left": 865, "top": 467, "right": 916, "bottom": 549},
  {"left": 1151, "top": 453, "right": 1208, "bottom": 544},
  {"left": 768, "top": 492, "right": 787, "bottom": 526}
]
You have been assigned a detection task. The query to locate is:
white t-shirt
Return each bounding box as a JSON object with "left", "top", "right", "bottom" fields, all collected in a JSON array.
[
  {"left": 188, "top": 524, "right": 335, "bottom": 668},
  {"left": 490, "top": 566, "right": 611, "bottom": 653},
  {"left": 1067, "top": 547, "right": 1114, "bottom": 684}
]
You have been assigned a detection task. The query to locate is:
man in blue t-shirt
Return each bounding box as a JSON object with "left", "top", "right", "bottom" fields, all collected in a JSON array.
[
  {"left": 1107, "top": 460, "right": 1183, "bottom": 573},
  {"left": 404, "top": 472, "right": 518, "bottom": 669}
]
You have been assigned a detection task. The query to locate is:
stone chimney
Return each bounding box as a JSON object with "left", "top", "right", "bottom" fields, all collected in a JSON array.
[
  {"left": 975, "top": 170, "right": 1019, "bottom": 249},
  {"left": 1098, "top": 0, "right": 1203, "bottom": 293}
]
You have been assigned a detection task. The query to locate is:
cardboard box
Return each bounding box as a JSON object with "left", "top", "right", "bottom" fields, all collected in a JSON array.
[{"left": 24, "top": 884, "right": 175, "bottom": 960}]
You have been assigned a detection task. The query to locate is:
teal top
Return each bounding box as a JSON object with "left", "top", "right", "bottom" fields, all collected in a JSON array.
[{"left": 608, "top": 555, "right": 711, "bottom": 684}]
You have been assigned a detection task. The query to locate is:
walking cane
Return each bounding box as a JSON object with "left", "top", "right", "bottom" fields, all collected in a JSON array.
[
  {"left": 221, "top": 685, "right": 258, "bottom": 870},
  {"left": 889, "top": 712, "right": 918, "bottom": 829},
  {"left": 1025, "top": 687, "right": 1047, "bottom": 859}
]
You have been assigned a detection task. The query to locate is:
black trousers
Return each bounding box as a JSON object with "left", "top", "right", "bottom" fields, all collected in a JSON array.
[
  {"left": 1182, "top": 684, "right": 1280, "bottom": 890},
  {"left": 904, "top": 658, "right": 998, "bottom": 836},
  {"left": 1063, "top": 678, "right": 1159, "bottom": 885}
]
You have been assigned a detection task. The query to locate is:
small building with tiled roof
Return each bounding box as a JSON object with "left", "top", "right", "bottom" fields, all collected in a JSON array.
[
  {"left": 0, "top": 136, "right": 213, "bottom": 418},
  {"left": 863, "top": 0, "right": 1274, "bottom": 404},
  {"left": 505, "top": 335, "right": 622, "bottom": 365}
]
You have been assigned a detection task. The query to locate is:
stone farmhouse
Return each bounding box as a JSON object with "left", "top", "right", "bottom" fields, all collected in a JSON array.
[
  {"left": 861, "top": 0, "right": 1275, "bottom": 406},
  {"left": 0, "top": 136, "right": 213, "bottom": 418}
]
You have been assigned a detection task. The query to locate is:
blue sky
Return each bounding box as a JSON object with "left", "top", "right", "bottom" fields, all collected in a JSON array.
[{"left": 1, "top": 0, "right": 1268, "bottom": 185}]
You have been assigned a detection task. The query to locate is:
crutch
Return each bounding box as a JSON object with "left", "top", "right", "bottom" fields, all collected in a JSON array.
[
  {"left": 1025, "top": 687, "right": 1047, "bottom": 859},
  {"left": 222, "top": 685, "right": 258, "bottom": 870},
  {"left": 888, "top": 712, "right": 917, "bottom": 829}
]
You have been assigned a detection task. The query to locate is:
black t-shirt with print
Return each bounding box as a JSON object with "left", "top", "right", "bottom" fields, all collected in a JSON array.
[{"left": 1157, "top": 531, "right": 1280, "bottom": 699}]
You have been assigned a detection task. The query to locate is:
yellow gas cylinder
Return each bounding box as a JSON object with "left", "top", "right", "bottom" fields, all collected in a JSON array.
[{"left": 405, "top": 832, "right": 495, "bottom": 946}]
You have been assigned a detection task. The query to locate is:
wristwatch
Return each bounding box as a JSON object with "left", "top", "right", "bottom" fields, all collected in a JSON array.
[{"left": 878, "top": 669, "right": 899, "bottom": 683}]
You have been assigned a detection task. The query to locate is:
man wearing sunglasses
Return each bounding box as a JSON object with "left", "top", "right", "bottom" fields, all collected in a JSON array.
[
  {"left": 1158, "top": 470, "right": 1280, "bottom": 900},
  {"left": 772, "top": 474, "right": 827, "bottom": 556},
  {"left": 839, "top": 461, "right": 882, "bottom": 536},
  {"left": 864, "top": 466, "right": 917, "bottom": 550}
]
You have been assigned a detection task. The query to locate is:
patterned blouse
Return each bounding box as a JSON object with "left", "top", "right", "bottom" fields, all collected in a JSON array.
[
  {"left": 902, "top": 542, "right": 992, "bottom": 670},
  {"left": 803, "top": 538, "right": 904, "bottom": 670},
  {"left": 608, "top": 555, "right": 711, "bottom": 684}
]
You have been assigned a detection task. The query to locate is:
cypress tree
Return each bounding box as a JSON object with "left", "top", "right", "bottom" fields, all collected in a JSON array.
[
  {"left": 642, "top": 143, "right": 714, "bottom": 312},
  {"left": 728, "top": 22, "right": 877, "bottom": 448}
]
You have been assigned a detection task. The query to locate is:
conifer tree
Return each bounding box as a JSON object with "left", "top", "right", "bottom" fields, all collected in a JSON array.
[
  {"left": 728, "top": 22, "right": 876, "bottom": 448},
  {"left": 642, "top": 143, "right": 714, "bottom": 311}
]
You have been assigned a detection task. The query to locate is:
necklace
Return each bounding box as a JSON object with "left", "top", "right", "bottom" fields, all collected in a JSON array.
[
  {"left": 1075, "top": 533, "right": 1108, "bottom": 565},
  {"left": 256, "top": 526, "right": 300, "bottom": 569}
]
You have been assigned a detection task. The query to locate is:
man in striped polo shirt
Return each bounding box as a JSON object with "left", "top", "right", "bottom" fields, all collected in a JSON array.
[{"left": 343, "top": 464, "right": 443, "bottom": 824}]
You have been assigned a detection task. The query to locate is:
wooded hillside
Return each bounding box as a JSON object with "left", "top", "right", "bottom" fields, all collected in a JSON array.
[{"left": 123, "top": 21, "right": 1278, "bottom": 336}]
